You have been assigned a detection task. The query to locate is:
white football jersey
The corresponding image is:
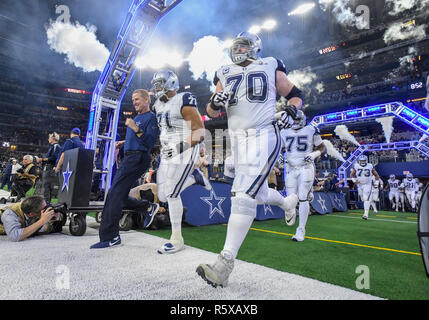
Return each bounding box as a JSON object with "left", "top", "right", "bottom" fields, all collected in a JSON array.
[
  {"left": 402, "top": 178, "right": 418, "bottom": 192},
  {"left": 281, "top": 125, "right": 323, "bottom": 167},
  {"left": 388, "top": 179, "right": 400, "bottom": 192},
  {"left": 153, "top": 92, "right": 198, "bottom": 146},
  {"left": 372, "top": 176, "right": 383, "bottom": 189},
  {"left": 417, "top": 182, "right": 424, "bottom": 193},
  {"left": 214, "top": 57, "right": 286, "bottom": 130},
  {"left": 353, "top": 162, "right": 374, "bottom": 185}
]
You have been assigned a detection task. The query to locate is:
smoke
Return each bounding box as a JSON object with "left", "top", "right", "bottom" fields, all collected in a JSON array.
[
  {"left": 287, "top": 67, "right": 318, "bottom": 89},
  {"left": 385, "top": 0, "right": 429, "bottom": 16},
  {"left": 187, "top": 36, "right": 232, "bottom": 92},
  {"left": 383, "top": 22, "right": 427, "bottom": 44},
  {"left": 322, "top": 139, "right": 346, "bottom": 162},
  {"left": 385, "top": 47, "right": 420, "bottom": 80},
  {"left": 375, "top": 116, "right": 394, "bottom": 143},
  {"left": 275, "top": 96, "right": 287, "bottom": 113},
  {"left": 46, "top": 20, "right": 109, "bottom": 72},
  {"left": 334, "top": 125, "right": 360, "bottom": 146},
  {"left": 315, "top": 82, "right": 325, "bottom": 93},
  {"left": 329, "top": 0, "right": 369, "bottom": 29}
]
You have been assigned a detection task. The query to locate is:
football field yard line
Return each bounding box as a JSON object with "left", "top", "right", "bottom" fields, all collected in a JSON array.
[
  {"left": 249, "top": 227, "right": 421, "bottom": 256},
  {"left": 326, "top": 214, "right": 417, "bottom": 224}
]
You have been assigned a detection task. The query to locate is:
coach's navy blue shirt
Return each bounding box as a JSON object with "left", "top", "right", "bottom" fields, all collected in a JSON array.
[
  {"left": 124, "top": 111, "right": 159, "bottom": 153},
  {"left": 45, "top": 143, "right": 61, "bottom": 166},
  {"left": 56, "top": 137, "right": 84, "bottom": 164}
]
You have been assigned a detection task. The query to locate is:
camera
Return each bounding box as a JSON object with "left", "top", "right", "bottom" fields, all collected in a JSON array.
[{"left": 47, "top": 203, "right": 68, "bottom": 221}]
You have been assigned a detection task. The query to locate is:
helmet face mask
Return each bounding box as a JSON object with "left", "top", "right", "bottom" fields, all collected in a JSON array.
[
  {"left": 229, "top": 32, "right": 262, "bottom": 65},
  {"left": 151, "top": 69, "right": 179, "bottom": 100},
  {"left": 390, "top": 174, "right": 395, "bottom": 180},
  {"left": 407, "top": 173, "right": 413, "bottom": 180},
  {"left": 358, "top": 155, "right": 368, "bottom": 167},
  {"left": 291, "top": 110, "right": 306, "bottom": 130}
]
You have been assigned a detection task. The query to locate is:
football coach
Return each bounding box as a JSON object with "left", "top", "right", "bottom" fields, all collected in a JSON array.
[{"left": 91, "top": 89, "right": 159, "bottom": 249}]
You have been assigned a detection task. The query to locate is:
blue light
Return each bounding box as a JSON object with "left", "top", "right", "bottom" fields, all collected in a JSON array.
[
  {"left": 347, "top": 110, "right": 358, "bottom": 116},
  {"left": 366, "top": 106, "right": 381, "bottom": 113},
  {"left": 417, "top": 117, "right": 429, "bottom": 127},
  {"left": 400, "top": 108, "right": 416, "bottom": 118}
]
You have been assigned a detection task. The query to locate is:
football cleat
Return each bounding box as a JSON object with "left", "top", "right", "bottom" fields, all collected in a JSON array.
[
  {"left": 282, "top": 194, "right": 298, "bottom": 226},
  {"left": 157, "top": 237, "right": 184, "bottom": 254},
  {"left": 292, "top": 227, "right": 305, "bottom": 242},
  {"left": 362, "top": 215, "right": 368, "bottom": 220},
  {"left": 196, "top": 250, "right": 234, "bottom": 288}
]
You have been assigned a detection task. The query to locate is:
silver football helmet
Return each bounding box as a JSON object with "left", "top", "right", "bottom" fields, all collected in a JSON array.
[
  {"left": 407, "top": 172, "right": 413, "bottom": 180},
  {"left": 151, "top": 69, "right": 179, "bottom": 100},
  {"left": 291, "top": 110, "right": 306, "bottom": 130},
  {"left": 229, "top": 32, "right": 262, "bottom": 65},
  {"left": 358, "top": 155, "right": 368, "bottom": 166},
  {"left": 389, "top": 174, "right": 395, "bottom": 180}
]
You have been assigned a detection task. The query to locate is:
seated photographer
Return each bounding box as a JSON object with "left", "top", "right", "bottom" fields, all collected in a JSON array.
[
  {"left": 0, "top": 195, "right": 62, "bottom": 242},
  {"left": 10, "top": 155, "right": 38, "bottom": 201}
]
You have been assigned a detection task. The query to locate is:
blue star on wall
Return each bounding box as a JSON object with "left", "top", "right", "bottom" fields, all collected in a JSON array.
[
  {"left": 317, "top": 194, "right": 327, "bottom": 211},
  {"left": 264, "top": 204, "right": 274, "bottom": 216},
  {"left": 200, "top": 189, "right": 226, "bottom": 219},
  {"left": 61, "top": 162, "right": 73, "bottom": 192},
  {"left": 333, "top": 194, "right": 344, "bottom": 209}
]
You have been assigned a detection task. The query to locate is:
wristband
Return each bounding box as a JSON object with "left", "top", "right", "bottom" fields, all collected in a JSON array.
[{"left": 177, "top": 141, "right": 190, "bottom": 154}]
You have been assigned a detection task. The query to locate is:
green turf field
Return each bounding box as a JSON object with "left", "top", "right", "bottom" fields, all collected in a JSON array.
[{"left": 141, "top": 210, "right": 429, "bottom": 300}]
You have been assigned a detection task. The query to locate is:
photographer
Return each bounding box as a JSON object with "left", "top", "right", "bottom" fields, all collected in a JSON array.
[
  {"left": 36, "top": 132, "right": 61, "bottom": 204},
  {"left": 0, "top": 195, "right": 61, "bottom": 242},
  {"left": 10, "top": 155, "right": 38, "bottom": 201}
]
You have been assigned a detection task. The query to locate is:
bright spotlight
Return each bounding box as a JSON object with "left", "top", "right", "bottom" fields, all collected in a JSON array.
[
  {"left": 261, "top": 19, "right": 277, "bottom": 30},
  {"left": 288, "top": 3, "right": 316, "bottom": 16},
  {"left": 135, "top": 57, "right": 146, "bottom": 69},
  {"left": 248, "top": 25, "right": 261, "bottom": 34}
]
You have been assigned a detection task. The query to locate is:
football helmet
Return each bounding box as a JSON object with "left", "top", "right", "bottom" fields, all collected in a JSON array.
[
  {"left": 229, "top": 32, "right": 262, "bottom": 65},
  {"left": 358, "top": 155, "right": 368, "bottom": 166},
  {"left": 291, "top": 110, "right": 306, "bottom": 130},
  {"left": 151, "top": 69, "right": 179, "bottom": 100},
  {"left": 407, "top": 172, "right": 413, "bottom": 180},
  {"left": 415, "top": 178, "right": 420, "bottom": 183},
  {"left": 389, "top": 174, "right": 395, "bottom": 180}
]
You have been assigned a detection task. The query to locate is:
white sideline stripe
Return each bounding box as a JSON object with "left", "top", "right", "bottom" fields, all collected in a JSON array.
[
  {"left": 0, "top": 217, "right": 382, "bottom": 300},
  {"left": 326, "top": 214, "right": 417, "bottom": 224}
]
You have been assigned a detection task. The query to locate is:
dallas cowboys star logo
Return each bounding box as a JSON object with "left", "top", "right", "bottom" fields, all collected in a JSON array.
[
  {"left": 264, "top": 204, "right": 274, "bottom": 216},
  {"left": 61, "top": 162, "right": 73, "bottom": 192},
  {"left": 333, "top": 194, "right": 343, "bottom": 209},
  {"left": 323, "top": 170, "right": 330, "bottom": 178},
  {"left": 201, "top": 189, "right": 226, "bottom": 219},
  {"left": 317, "top": 194, "right": 327, "bottom": 211}
]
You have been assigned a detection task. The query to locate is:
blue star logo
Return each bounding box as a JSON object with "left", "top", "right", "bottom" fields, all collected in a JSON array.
[
  {"left": 201, "top": 189, "right": 226, "bottom": 219},
  {"left": 61, "top": 162, "right": 73, "bottom": 192},
  {"left": 317, "top": 194, "right": 327, "bottom": 211},
  {"left": 333, "top": 194, "right": 343, "bottom": 209},
  {"left": 264, "top": 204, "right": 274, "bottom": 216}
]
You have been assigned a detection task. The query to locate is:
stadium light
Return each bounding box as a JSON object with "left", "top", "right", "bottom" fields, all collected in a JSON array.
[
  {"left": 288, "top": 3, "right": 316, "bottom": 16},
  {"left": 248, "top": 25, "right": 261, "bottom": 34},
  {"left": 261, "top": 19, "right": 277, "bottom": 30}
]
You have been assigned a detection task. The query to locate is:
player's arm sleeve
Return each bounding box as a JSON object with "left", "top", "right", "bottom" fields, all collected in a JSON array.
[
  {"left": 213, "top": 71, "right": 220, "bottom": 87},
  {"left": 1, "top": 209, "right": 24, "bottom": 242},
  {"left": 181, "top": 92, "right": 198, "bottom": 111}
]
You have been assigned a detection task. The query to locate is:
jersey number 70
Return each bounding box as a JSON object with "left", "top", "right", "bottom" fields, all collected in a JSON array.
[{"left": 225, "top": 72, "right": 268, "bottom": 106}]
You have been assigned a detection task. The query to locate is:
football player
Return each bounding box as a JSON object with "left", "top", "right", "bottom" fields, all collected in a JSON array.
[
  {"left": 196, "top": 32, "right": 300, "bottom": 287},
  {"left": 415, "top": 178, "right": 424, "bottom": 209},
  {"left": 281, "top": 110, "right": 325, "bottom": 242},
  {"left": 387, "top": 174, "right": 400, "bottom": 212},
  {"left": 350, "top": 155, "right": 380, "bottom": 220},
  {"left": 398, "top": 182, "right": 406, "bottom": 212},
  {"left": 370, "top": 176, "right": 383, "bottom": 213},
  {"left": 402, "top": 173, "right": 418, "bottom": 213},
  {"left": 151, "top": 69, "right": 205, "bottom": 254}
]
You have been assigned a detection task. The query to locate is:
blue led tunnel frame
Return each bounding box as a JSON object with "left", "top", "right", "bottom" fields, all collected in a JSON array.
[
  {"left": 85, "top": 0, "right": 184, "bottom": 196},
  {"left": 336, "top": 141, "right": 429, "bottom": 187},
  {"left": 309, "top": 101, "right": 429, "bottom": 137},
  {"left": 308, "top": 101, "right": 429, "bottom": 187}
]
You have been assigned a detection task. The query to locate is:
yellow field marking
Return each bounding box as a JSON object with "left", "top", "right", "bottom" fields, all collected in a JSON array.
[
  {"left": 376, "top": 214, "right": 396, "bottom": 218},
  {"left": 349, "top": 212, "right": 362, "bottom": 216},
  {"left": 407, "top": 217, "right": 418, "bottom": 220},
  {"left": 249, "top": 227, "right": 421, "bottom": 256}
]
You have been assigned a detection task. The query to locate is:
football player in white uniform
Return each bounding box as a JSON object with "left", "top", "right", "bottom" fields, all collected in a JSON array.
[
  {"left": 196, "top": 32, "right": 300, "bottom": 287},
  {"left": 402, "top": 173, "right": 418, "bottom": 212},
  {"left": 350, "top": 155, "right": 380, "bottom": 220},
  {"left": 398, "top": 183, "right": 406, "bottom": 212},
  {"left": 387, "top": 174, "right": 400, "bottom": 212},
  {"left": 281, "top": 110, "right": 325, "bottom": 242},
  {"left": 370, "top": 176, "right": 383, "bottom": 213},
  {"left": 415, "top": 178, "right": 424, "bottom": 209},
  {"left": 151, "top": 70, "right": 205, "bottom": 254}
]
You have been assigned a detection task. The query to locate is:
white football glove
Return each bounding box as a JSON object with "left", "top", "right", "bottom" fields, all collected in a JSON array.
[
  {"left": 304, "top": 151, "right": 322, "bottom": 163},
  {"left": 161, "top": 143, "right": 179, "bottom": 160},
  {"left": 275, "top": 111, "right": 294, "bottom": 130},
  {"left": 210, "top": 91, "right": 230, "bottom": 110}
]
